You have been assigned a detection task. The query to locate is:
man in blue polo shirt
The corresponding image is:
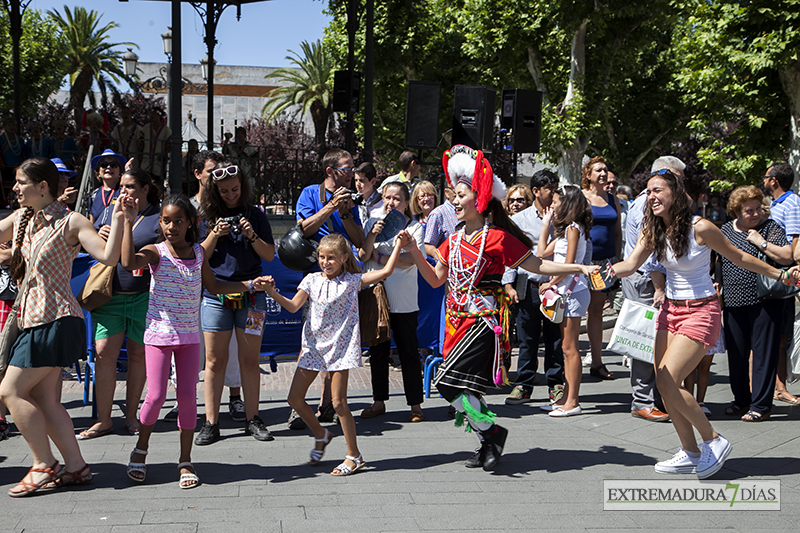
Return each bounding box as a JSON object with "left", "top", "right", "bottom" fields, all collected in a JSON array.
[
  {"left": 291, "top": 148, "right": 364, "bottom": 427},
  {"left": 296, "top": 148, "right": 364, "bottom": 247},
  {"left": 763, "top": 162, "right": 800, "bottom": 405}
]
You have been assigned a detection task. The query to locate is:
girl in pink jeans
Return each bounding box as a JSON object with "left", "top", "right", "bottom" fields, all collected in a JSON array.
[{"left": 120, "top": 194, "right": 269, "bottom": 489}]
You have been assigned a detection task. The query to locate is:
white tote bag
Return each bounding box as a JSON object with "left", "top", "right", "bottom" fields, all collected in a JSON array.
[
  {"left": 788, "top": 305, "right": 800, "bottom": 384},
  {"left": 606, "top": 299, "right": 658, "bottom": 364}
]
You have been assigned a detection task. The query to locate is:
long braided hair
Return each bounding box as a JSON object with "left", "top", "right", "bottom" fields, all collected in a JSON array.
[{"left": 9, "top": 158, "right": 60, "bottom": 282}]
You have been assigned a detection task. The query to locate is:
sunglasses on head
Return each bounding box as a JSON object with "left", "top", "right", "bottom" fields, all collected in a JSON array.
[
  {"left": 211, "top": 165, "right": 239, "bottom": 180},
  {"left": 98, "top": 161, "right": 119, "bottom": 169},
  {"left": 650, "top": 168, "right": 672, "bottom": 177}
]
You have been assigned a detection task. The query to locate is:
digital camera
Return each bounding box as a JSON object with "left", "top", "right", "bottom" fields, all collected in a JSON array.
[{"left": 219, "top": 216, "right": 242, "bottom": 235}]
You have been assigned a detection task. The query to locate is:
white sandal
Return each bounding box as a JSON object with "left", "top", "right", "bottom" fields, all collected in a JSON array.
[
  {"left": 331, "top": 454, "right": 365, "bottom": 476},
  {"left": 309, "top": 429, "right": 333, "bottom": 465},
  {"left": 127, "top": 448, "right": 147, "bottom": 482},
  {"left": 177, "top": 462, "right": 200, "bottom": 489}
]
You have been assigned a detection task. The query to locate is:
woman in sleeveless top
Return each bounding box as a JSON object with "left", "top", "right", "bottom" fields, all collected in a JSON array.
[
  {"left": 612, "top": 169, "right": 799, "bottom": 479},
  {"left": 0, "top": 158, "right": 128, "bottom": 496},
  {"left": 581, "top": 157, "right": 621, "bottom": 380}
]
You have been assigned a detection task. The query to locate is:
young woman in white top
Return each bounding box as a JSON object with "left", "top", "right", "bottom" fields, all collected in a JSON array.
[
  {"left": 612, "top": 169, "right": 799, "bottom": 479},
  {"left": 537, "top": 185, "right": 593, "bottom": 417}
]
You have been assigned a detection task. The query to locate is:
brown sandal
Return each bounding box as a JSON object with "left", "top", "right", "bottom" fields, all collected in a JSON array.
[
  {"left": 47, "top": 463, "right": 93, "bottom": 488},
  {"left": 774, "top": 391, "right": 800, "bottom": 405},
  {"left": 8, "top": 460, "right": 63, "bottom": 497},
  {"left": 589, "top": 365, "right": 615, "bottom": 381}
]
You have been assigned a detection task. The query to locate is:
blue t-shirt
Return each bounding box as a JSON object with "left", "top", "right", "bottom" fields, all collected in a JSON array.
[
  {"left": 200, "top": 206, "right": 275, "bottom": 298},
  {"left": 95, "top": 203, "right": 161, "bottom": 293},
  {"left": 88, "top": 186, "right": 121, "bottom": 223},
  {"left": 295, "top": 184, "right": 362, "bottom": 244},
  {"left": 589, "top": 192, "right": 618, "bottom": 260}
]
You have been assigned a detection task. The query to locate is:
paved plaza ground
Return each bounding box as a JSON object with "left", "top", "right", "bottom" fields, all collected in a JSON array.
[{"left": 2, "top": 325, "right": 800, "bottom": 532}]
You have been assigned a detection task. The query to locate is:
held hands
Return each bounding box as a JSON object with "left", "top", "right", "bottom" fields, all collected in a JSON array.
[
  {"left": 253, "top": 275, "right": 275, "bottom": 292},
  {"left": 394, "top": 229, "right": 412, "bottom": 249},
  {"left": 780, "top": 266, "right": 800, "bottom": 286},
  {"left": 581, "top": 264, "right": 601, "bottom": 277},
  {"left": 118, "top": 195, "right": 139, "bottom": 225}
]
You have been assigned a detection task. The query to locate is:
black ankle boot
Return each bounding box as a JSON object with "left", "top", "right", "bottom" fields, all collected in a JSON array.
[{"left": 481, "top": 425, "right": 508, "bottom": 470}]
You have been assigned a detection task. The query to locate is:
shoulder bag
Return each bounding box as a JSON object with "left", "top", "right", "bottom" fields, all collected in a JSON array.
[
  {"left": 0, "top": 213, "right": 63, "bottom": 381},
  {"left": 754, "top": 223, "right": 800, "bottom": 300},
  {"left": 78, "top": 209, "right": 149, "bottom": 311},
  {"left": 540, "top": 275, "right": 579, "bottom": 324}
]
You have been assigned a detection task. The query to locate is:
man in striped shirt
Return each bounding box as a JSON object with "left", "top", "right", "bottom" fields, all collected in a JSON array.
[{"left": 763, "top": 161, "right": 800, "bottom": 405}]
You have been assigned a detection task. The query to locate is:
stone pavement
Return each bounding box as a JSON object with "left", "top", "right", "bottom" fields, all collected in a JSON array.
[{"left": 2, "top": 328, "right": 800, "bottom": 533}]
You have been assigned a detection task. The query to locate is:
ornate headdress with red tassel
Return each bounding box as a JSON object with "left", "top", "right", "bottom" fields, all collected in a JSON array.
[{"left": 442, "top": 145, "right": 507, "bottom": 213}]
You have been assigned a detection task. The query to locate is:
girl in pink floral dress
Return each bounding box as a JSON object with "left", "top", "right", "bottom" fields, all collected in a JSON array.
[{"left": 263, "top": 231, "right": 410, "bottom": 476}]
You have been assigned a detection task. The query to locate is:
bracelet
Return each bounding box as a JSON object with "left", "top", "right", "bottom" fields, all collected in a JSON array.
[
  {"left": 248, "top": 279, "right": 255, "bottom": 293},
  {"left": 247, "top": 234, "right": 258, "bottom": 244}
]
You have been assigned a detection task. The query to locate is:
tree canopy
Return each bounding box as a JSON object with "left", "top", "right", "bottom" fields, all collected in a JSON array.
[{"left": 0, "top": 8, "right": 67, "bottom": 119}]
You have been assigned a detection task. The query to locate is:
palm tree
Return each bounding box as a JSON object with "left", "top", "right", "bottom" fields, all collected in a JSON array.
[
  {"left": 47, "top": 6, "right": 136, "bottom": 124},
  {"left": 262, "top": 40, "right": 334, "bottom": 148}
]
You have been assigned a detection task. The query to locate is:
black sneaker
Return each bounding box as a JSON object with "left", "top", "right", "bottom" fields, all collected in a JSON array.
[
  {"left": 228, "top": 398, "right": 246, "bottom": 422},
  {"left": 464, "top": 445, "right": 486, "bottom": 468},
  {"left": 245, "top": 416, "right": 274, "bottom": 441},
  {"left": 482, "top": 425, "right": 508, "bottom": 470},
  {"left": 287, "top": 409, "right": 306, "bottom": 430},
  {"left": 163, "top": 405, "right": 179, "bottom": 422},
  {"left": 194, "top": 421, "right": 220, "bottom": 446}
]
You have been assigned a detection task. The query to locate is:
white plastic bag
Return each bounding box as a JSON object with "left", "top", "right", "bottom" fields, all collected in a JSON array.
[
  {"left": 788, "top": 306, "right": 800, "bottom": 384},
  {"left": 606, "top": 299, "right": 658, "bottom": 364}
]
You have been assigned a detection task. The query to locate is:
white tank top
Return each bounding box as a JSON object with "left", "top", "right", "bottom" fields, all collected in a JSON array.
[
  {"left": 553, "top": 222, "right": 588, "bottom": 295},
  {"left": 661, "top": 217, "right": 715, "bottom": 300}
]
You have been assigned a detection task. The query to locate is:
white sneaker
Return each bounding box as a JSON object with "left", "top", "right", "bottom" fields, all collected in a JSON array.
[
  {"left": 582, "top": 354, "right": 592, "bottom": 367},
  {"left": 697, "top": 434, "right": 732, "bottom": 479},
  {"left": 655, "top": 448, "right": 700, "bottom": 474}
]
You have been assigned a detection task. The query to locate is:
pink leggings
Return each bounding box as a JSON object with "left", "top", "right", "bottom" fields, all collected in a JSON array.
[{"left": 140, "top": 343, "right": 200, "bottom": 430}]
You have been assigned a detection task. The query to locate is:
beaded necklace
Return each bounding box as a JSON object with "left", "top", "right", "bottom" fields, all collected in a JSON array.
[
  {"left": 2, "top": 132, "right": 22, "bottom": 156},
  {"left": 448, "top": 218, "right": 489, "bottom": 309}
]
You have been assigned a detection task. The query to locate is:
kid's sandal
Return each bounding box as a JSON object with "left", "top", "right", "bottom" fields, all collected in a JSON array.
[
  {"left": 178, "top": 462, "right": 200, "bottom": 489},
  {"left": 309, "top": 429, "right": 333, "bottom": 465},
  {"left": 331, "top": 454, "right": 365, "bottom": 476},
  {"left": 127, "top": 448, "right": 148, "bottom": 482}
]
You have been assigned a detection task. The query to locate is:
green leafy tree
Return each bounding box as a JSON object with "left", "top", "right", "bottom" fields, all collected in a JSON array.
[
  {"left": 0, "top": 8, "right": 67, "bottom": 119},
  {"left": 262, "top": 40, "right": 335, "bottom": 149},
  {"left": 675, "top": 0, "right": 800, "bottom": 189},
  {"left": 47, "top": 5, "right": 136, "bottom": 125}
]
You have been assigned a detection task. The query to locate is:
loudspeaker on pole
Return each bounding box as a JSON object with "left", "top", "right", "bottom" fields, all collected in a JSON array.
[
  {"left": 500, "top": 88, "right": 542, "bottom": 154},
  {"left": 332, "top": 70, "right": 361, "bottom": 113},
  {"left": 404, "top": 81, "right": 441, "bottom": 149},
  {"left": 452, "top": 85, "right": 496, "bottom": 152}
]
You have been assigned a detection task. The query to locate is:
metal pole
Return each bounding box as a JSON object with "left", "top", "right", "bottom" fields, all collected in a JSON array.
[
  {"left": 345, "top": 0, "right": 356, "bottom": 154},
  {"left": 169, "top": 0, "right": 183, "bottom": 194},
  {"left": 10, "top": 0, "right": 23, "bottom": 129},
  {"left": 363, "top": 0, "right": 373, "bottom": 162},
  {"left": 206, "top": 0, "right": 216, "bottom": 151}
]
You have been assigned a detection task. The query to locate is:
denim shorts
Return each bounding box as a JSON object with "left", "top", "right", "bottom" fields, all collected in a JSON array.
[
  {"left": 564, "top": 288, "right": 590, "bottom": 318},
  {"left": 201, "top": 292, "right": 267, "bottom": 332}
]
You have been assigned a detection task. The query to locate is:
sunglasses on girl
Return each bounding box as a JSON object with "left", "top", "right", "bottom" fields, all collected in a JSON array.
[{"left": 212, "top": 165, "right": 240, "bottom": 180}]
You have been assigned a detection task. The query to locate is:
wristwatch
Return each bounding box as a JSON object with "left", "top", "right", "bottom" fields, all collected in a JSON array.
[{"left": 761, "top": 241, "right": 768, "bottom": 251}]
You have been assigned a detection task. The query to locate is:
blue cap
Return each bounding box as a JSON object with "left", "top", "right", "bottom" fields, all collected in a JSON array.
[
  {"left": 50, "top": 158, "right": 77, "bottom": 177},
  {"left": 90, "top": 149, "right": 126, "bottom": 171}
]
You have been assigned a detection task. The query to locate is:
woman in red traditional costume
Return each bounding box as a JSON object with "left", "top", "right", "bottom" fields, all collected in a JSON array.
[{"left": 407, "top": 145, "right": 597, "bottom": 470}]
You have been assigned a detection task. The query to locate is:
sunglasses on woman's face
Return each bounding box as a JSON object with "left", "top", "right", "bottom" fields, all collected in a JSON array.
[
  {"left": 508, "top": 197, "right": 527, "bottom": 204},
  {"left": 211, "top": 165, "right": 239, "bottom": 180},
  {"left": 98, "top": 161, "right": 119, "bottom": 169}
]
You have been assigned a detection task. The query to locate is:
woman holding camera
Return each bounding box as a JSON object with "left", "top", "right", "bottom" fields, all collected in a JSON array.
[{"left": 194, "top": 162, "right": 275, "bottom": 446}]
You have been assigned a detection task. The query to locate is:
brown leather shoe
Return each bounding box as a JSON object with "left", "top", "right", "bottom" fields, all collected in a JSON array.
[{"left": 631, "top": 407, "right": 670, "bottom": 422}]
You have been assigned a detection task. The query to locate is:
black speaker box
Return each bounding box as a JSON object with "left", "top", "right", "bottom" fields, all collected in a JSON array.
[
  {"left": 452, "top": 85, "right": 496, "bottom": 152},
  {"left": 500, "top": 88, "right": 542, "bottom": 153},
  {"left": 332, "top": 70, "right": 361, "bottom": 113},
  {"left": 405, "top": 81, "right": 441, "bottom": 149}
]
